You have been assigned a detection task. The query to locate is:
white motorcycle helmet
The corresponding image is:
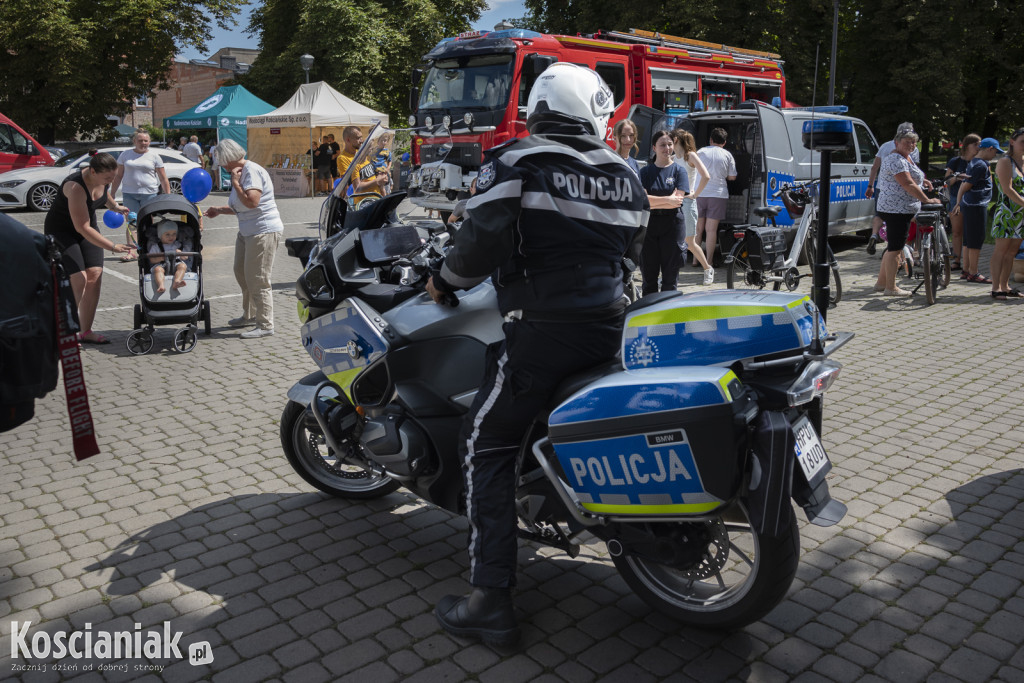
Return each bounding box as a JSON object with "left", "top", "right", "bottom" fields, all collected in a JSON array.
[{"left": 526, "top": 62, "right": 615, "bottom": 137}]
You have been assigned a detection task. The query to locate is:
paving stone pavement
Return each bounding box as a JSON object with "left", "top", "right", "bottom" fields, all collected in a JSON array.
[{"left": 1, "top": 197, "right": 1022, "bottom": 682}]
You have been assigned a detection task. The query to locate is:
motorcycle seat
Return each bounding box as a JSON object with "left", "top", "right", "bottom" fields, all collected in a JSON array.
[
  {"left": 546, "top": 359, "right": 621, "bottom": 412},
  {"left": 624, "top": 290, "right": 682, "bottom": 317}
]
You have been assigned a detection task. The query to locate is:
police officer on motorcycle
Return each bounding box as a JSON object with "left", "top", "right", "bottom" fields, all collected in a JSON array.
[{"left": 426, "top": 63, "right": 649, "bottom": 646}]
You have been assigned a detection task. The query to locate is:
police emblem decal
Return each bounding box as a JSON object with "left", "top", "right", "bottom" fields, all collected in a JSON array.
[
  {"left": 594, "top": 87, "right": 610, "bottom": 109},
  {"left": 769, "top": 177, "right": 778, "bottom": 191},
  {"left": 628, "top": 338, "right": 660, "bottom": 367},
  {"left": 477, "top": 162, "right": 496, "bottom": 190}
]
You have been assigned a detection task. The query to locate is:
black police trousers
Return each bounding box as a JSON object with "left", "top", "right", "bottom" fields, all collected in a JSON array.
[{"left": 458, "top": 315, "right": 622, "bottom": 589}]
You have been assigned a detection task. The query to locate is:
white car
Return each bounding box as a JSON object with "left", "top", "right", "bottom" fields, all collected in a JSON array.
[{"left": 0, "top": 147, "right": 202, "bottom": 211}]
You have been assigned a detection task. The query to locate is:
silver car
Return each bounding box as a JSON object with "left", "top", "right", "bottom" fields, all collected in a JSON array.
[{"left": 0, "top": 147, "right": 201, "bottom": 211}]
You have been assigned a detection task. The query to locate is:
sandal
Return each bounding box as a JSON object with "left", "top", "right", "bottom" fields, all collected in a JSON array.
[
  {"left": 950, "top": 260, "right": 962, "bottom": 271},
  {"left": 120, "top": 252, "right": 137, "bottom": 262},
  {"left": 79, "top": 332, "right": 111, "bottom": 345},
  {"left": 968, "top": 273, "right": 993, "bottom": 284},
  {"left": 1004, "top": 289, "right": 1024, "bottom": 298},
  {"left": 991, "top": 291, "right": 1008, "bottom": 300}
]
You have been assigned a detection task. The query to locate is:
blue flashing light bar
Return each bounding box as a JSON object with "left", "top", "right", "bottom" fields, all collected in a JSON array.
[
  {"left": 802, "top": 119, "right": 853, "bottom": 151},
  {"left": 789, "top": 105, "right": 849, "bottom": 114}
]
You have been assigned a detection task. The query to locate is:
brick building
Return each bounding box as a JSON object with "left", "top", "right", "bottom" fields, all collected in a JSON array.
[
  {"left": 111, "top": 48, "right": 260, "bottom": 133},
  {"left": 152, "top": 49, "right": 259, "bottom": 125}
]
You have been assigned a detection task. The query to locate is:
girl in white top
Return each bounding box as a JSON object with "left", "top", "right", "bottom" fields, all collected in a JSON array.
[
  {"left": 110, "top": 130, "right": 170, "bottom": 261},
  {"left": 671, "top": 130, "right": 714, "bottom": 282}
]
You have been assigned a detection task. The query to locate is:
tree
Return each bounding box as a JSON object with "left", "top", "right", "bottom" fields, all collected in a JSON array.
[
  {"left": 0, "top": 0, "right": 245, "bottom": 143},
  {"left": 238, "top": 0, "right": 486, "bottom": 121},
  {"left": 520, "top": 0, "right": 1022, "bottom": 156}
]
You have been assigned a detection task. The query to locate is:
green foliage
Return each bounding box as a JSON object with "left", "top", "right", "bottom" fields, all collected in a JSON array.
[
  {"left": 520, "top": 0, "right": 1024, "bottom": 151},
  {"left": 0, "top": 0, "right": 245, "bottom": 144},
  {"left": 237, "top": 0, "right": 486, "bottom": 121}
]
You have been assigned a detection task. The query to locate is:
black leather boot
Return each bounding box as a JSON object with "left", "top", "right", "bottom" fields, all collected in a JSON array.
[{"left": 434, "top": 587, "right": 520, "bottom": 647}]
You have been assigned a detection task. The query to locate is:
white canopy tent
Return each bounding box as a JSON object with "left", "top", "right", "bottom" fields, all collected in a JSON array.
[{"left": 246, "top": 81, "right": 389, "bottom": 173}]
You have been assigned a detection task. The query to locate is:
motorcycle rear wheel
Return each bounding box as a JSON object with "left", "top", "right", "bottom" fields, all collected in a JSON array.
[
  {"left": 280, "top": 400, "right": 400, "bottom": 499},
  {"left": 610, "top": 504, "right": 799, "bottom": 629}
]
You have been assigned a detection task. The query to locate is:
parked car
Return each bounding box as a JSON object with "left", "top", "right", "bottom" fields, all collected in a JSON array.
[
  {"left": 0, "top": 147, "right": 201, "bottom": 211},
  {"left": 0, "top": 113, "right": 54, "bottom": 173}
]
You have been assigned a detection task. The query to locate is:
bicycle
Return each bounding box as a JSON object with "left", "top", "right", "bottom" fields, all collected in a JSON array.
[
  {"left": 725, "top": 179, "right": 842, "bottom": 306},
  {"left": 906, "top": 184, "right": 952, "bottom": 305}
]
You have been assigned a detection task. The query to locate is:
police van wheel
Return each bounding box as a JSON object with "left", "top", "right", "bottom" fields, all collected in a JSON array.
[
  {"left": 280, "top": 401, "right": 400, "bottom": 499},
  {"left": 611, "top": 505, "right": 800, "bottom": 629}
]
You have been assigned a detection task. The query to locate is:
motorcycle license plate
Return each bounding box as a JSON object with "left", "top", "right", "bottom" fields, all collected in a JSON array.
[{"left": 793, "top": 416, "right": 830, "bottom": 484}]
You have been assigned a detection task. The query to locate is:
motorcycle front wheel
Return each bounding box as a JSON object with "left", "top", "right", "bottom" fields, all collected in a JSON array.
[
  {"left": 280, "top": 401, "right": 400, "bottom": 499},
  {"left": 611, "top": 504, "right": 799, "bottom": 629}
]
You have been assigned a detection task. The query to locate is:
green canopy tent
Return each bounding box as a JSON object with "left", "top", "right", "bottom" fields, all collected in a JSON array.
[{"left": 162, "top": 84, "right": 275, "bottom": 187}]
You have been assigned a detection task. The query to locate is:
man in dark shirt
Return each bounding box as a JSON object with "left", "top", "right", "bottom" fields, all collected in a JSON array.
[{"left": 313, "top": 138, "right": 334, "bottom": 195}]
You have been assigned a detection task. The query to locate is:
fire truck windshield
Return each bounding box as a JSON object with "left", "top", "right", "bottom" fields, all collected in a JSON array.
[{"left": 418, "top": 55, "right": 513, "bottom": 110}]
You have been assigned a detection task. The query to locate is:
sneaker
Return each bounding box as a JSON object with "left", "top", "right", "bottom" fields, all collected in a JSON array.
[
  {"left": 866, "top": 235, "right": 878, "bottom": 255},
  {"left": 702, "top": 267, "right": 715, "bottom": 285},
  {"left": 228, "top": 316, "right": 255, "bottom": 328},
  {"left": 240, "top": 327, "right": 275, "bottom": 339},
  {"left": 882, "top": 287, "right": 912, "bottom": 296}
]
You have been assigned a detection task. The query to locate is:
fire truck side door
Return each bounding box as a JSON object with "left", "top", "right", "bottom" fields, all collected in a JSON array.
[{"left": 626, "top": 104, "right": 671, "bottom": 163}]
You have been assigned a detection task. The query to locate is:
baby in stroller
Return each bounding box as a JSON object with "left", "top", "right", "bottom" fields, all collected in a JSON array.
[{"left": 148, "top": 220, "right": 194, "bottom": 293}]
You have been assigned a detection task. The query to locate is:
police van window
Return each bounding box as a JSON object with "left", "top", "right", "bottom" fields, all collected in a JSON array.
[
  {"left": 595, "top": 63, "right": 626, "bottom": 108},
  {"left": 854, "top": 123, "right": 878, "bottom": 164}
]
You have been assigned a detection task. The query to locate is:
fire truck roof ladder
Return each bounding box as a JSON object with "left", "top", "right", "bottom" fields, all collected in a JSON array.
[{"left": 600, "top": 29, "right": 783, "bottom": 64}]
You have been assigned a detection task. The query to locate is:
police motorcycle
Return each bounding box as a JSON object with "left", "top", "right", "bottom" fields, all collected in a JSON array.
[{"left": 281, "top": 123, "right": 852, "bottom": 629}]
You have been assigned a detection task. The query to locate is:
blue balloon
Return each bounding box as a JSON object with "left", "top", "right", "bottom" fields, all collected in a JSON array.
[
  {"left": 103, "top": 210, "right": 124, "bottom": 229},
  {"left": 181, "top": 168, "right": 213, "bottom": 203}
]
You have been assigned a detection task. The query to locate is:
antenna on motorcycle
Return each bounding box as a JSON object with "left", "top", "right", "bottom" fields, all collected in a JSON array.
[{"left": 806, "top": 43, "right": 825, "bottom": 356}]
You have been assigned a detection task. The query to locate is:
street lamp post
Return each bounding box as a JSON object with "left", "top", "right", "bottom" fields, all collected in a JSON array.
[
  {"left": 299, "top": 54, "right": 314, "bottom": 84},
  {"left": 828, "top": 0, "right": 838, "bottom": 105},
  {"left": 299, "top": 54, "right": 315, "bottom": 197}
]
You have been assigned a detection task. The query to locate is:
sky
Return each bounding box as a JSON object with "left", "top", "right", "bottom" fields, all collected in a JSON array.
[{"left": 176, "top": 0, "right": 530, "bottom": 62}]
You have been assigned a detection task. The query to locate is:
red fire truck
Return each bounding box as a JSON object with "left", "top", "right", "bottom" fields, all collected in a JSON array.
[{"left": 406, "top": 27, "right": 788, "bottom": 215}]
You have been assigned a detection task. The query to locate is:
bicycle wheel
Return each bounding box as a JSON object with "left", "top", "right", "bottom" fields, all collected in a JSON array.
[
  {"left": 803, "top": 236, "right": 843, "bottom": 306},
  {"left": 936, "top": 228, "right": 952, "bottom": 288},
  {"left": 726, "top": 237, "right": 780, "bottom": 291},
  {"left": 923, "top": 244, "right": 936, "bottom": 305}
]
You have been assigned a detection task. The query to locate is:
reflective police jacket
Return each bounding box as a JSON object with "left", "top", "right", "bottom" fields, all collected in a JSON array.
[{"left": 438, "top": 122, "right": 649, "bottom": 317}]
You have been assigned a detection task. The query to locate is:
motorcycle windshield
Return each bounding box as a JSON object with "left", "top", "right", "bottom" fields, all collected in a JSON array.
[{"left": 418, "top": 54, "right": 513, "bottom": 111}]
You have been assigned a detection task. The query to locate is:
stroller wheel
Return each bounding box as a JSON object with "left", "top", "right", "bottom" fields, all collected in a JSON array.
[
  {"left": 126, "top": 330, "right": 154, "bottom": 355},
  {"left": 173, "top": 326, "right": 198, "bottom": 353},
  {"left": 133, "top": 304, "right": 143, "bottom": 331}
]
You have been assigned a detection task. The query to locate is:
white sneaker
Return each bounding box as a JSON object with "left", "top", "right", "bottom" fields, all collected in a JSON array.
[
  {"left": 702, "top": 267, "right": 715, "bottom": 285},
  {"left": 228, "top": 316, "right": 255, "bottom": 328},
  {"left": 240, "top": 327, "right": 275, "bottom": 339}
]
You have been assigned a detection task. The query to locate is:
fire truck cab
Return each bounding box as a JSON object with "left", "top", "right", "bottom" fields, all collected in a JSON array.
[{"left": 407, "top": 28, "right": 787, "bottom": 215}]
